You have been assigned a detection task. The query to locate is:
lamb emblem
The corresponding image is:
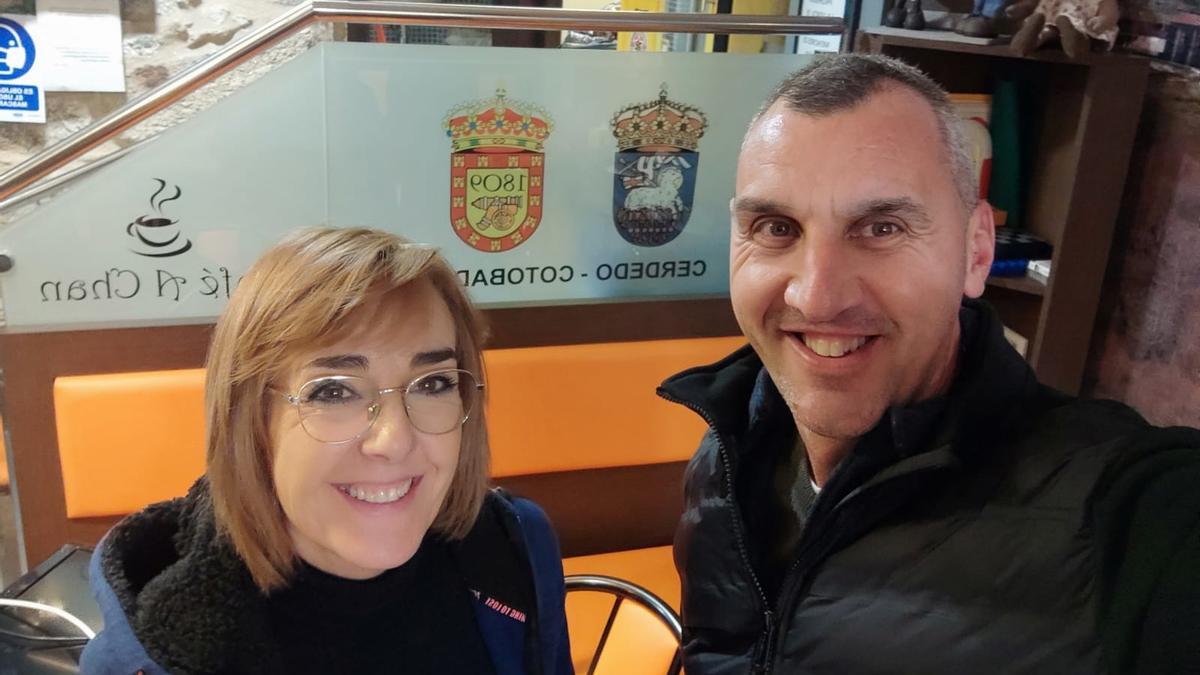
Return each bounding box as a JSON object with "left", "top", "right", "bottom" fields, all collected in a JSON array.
[{"left": 610, "top": 85, "right": 707, "bottom": 247}]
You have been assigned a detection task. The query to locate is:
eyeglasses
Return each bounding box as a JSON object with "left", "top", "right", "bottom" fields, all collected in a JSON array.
[{"left": 274, "top": 369, "right": 483, "bottom": 443}]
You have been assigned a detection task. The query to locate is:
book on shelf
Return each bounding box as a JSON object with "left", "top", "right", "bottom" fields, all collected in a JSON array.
[{"left": 989, "top": 258, "right": 1029, "bottom": 277}]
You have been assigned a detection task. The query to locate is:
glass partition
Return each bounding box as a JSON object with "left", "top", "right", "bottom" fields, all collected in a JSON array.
[{"left": 0, "top": 36, "right": 817, "bottom": 332}]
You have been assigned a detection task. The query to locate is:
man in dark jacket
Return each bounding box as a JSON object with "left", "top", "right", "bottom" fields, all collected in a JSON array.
[{"left": 659, "top": 54, "right": 1200, "bottom": 674}]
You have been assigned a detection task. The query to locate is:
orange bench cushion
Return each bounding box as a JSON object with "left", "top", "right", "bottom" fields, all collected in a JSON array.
[
  {"left": 562, "top": 545, "right": 679, "bottom": 609},
  {"left": 485, "top": 336, "right": 742, "bottom": 477},
  {"left": 563, "top": 545, "right": 680, "bottom": 674},
  {"left": 54, "top": 369, "right": 207, "bottom": 519},
  {"left": 53, "top": 337, "right": 742, "bottom": 518}
]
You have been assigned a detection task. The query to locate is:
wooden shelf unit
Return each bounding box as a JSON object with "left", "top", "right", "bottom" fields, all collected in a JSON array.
[
  {"left": 986, "top": 273, "right": 1047, "bottom": 296},
  {"left": 857, "top": 30, "right": 1149, "bottom": 394}
]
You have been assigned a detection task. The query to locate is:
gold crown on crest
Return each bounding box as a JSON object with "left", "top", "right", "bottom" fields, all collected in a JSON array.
[
  {"left": 444, "top": 88, "right": 554, "bottom": 153},
  {"left": 610, "top": 84, "right": 707, "bottom": 152}
]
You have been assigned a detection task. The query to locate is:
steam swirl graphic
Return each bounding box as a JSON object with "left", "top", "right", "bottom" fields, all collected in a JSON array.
[{"left": 127, "top": 178, "right": 192, "bottom": 257}]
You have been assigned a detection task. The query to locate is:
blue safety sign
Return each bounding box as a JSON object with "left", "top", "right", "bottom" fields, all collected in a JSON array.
[
  {"left": 0, "top": 17, "right": 36, "bottom": 81},
  {"left": 0, "top": 15, "right": 42, "bottom": 123}
]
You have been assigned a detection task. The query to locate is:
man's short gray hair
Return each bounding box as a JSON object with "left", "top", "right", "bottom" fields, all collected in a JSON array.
[{"left": 754, "top": 54, "right": 977, "bottom": 212}]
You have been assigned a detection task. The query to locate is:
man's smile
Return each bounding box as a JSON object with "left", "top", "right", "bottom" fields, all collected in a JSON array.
[
  {"left": 797, "top": 333, "right": 875, "bottom": 358},
  {"left": 781, "top": 330, "right": 883, "bottom": 372}
]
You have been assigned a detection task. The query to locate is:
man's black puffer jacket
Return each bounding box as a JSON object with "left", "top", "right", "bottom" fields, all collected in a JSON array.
[{"left": 659, "top": 299, "right": 1200, "bottom": 675}]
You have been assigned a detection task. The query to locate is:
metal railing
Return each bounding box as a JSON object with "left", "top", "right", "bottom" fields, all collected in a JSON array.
[
  {"left": 565, "top": 574, "right": 683, "bottom": 675},
  {"left": 0, "top": 0, "right": 843, "bottom": 205}
]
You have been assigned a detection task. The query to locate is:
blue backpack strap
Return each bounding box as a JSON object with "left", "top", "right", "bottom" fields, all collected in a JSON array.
[
  {"left": 457, "top": 489, "right": 573, "bottom": 675},
  {"left": 457, "top": 490, "right": 538, "bottom": 675},
  {"left": 505, "top": 495, "right": 573, "bottom": 675}
]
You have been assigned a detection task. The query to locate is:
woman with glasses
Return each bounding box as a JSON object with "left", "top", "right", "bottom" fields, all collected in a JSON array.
[{"left": 81, "top": 227, "right": 573, "bottom": 675}]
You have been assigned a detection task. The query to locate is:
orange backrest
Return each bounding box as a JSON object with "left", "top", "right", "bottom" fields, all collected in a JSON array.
[
  {"left": 485, "top": 337, "right": 741, "bottom": 477},
  {"left": 54, "top": 369, "right": 207, "bottom": 519},
  {"left": 52, "top": 337, "right": 742, "bottom": 519}
]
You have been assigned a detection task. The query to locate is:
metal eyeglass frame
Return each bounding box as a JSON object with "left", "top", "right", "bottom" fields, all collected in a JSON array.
[{"left": 274, "top": 368, "right": 484, "bottom": 443}]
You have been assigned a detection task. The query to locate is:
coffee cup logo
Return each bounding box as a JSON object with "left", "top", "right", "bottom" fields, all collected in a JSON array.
[{"left": 127, "top": 178, "right": 192, "bottom": 257}]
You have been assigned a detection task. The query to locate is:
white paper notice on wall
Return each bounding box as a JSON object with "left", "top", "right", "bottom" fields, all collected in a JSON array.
[
  {"left": 794, "top": 0, "right": 845, "bottom": 54},
  {"left": 34, "top": 0, "right": 125, "bottom": 93},
  {"left": 0, "top": 13, "right": 45, "bottom": 123}
]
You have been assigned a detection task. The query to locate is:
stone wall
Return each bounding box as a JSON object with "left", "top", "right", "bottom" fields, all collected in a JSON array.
[
  {"left": 1083, "top": 64, "right": 1200, "bottom": 428},
  {"left": 0, "top": 0, "right": 310, "bottom": 177}
]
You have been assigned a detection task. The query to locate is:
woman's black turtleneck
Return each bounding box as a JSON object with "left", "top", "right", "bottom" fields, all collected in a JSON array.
[{"left": 265, "top": 537, "right": 497, "bottom": 675}]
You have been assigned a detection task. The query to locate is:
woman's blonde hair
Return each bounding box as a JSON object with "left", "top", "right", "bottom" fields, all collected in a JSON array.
[{"left": 205, "top": 226, "right": 489, "bottom": 592}]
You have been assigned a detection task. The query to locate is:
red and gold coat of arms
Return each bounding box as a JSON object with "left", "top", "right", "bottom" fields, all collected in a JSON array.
[{"left": 444, "top": 88, "right": 553, "bottom": 253}]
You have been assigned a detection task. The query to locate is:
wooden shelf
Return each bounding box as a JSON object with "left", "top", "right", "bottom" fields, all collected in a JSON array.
[
  {"left": 856, "top": 33, "right": 1149, "bottom": 394},
  {"left": 859, "top": 27, "right": 1150, "bottom": 66},
  {"left": 986, "top": 273, "right": 1047, "bottom": 296}
]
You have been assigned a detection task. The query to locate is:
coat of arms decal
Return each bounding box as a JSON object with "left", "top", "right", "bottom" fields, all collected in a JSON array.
[
  {"left": 444, "top": 88, "right": 553, "bottom": 253},
  {"left": 610, "top": 85, "right": 707, "bottom": 247}
]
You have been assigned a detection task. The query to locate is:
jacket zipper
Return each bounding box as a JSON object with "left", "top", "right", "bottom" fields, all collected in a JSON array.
[
  {"left": 761, "top": 462, "right": 952, "bottom": 671},
  {"left": 751, "top": 609, "right": 776, "bottom": 674},
  {"left": 657, "top": 391, "right": 777, "bottom": 670},
  {"left": 762, "top": 522, "right": 833, "bottom": 670}
]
